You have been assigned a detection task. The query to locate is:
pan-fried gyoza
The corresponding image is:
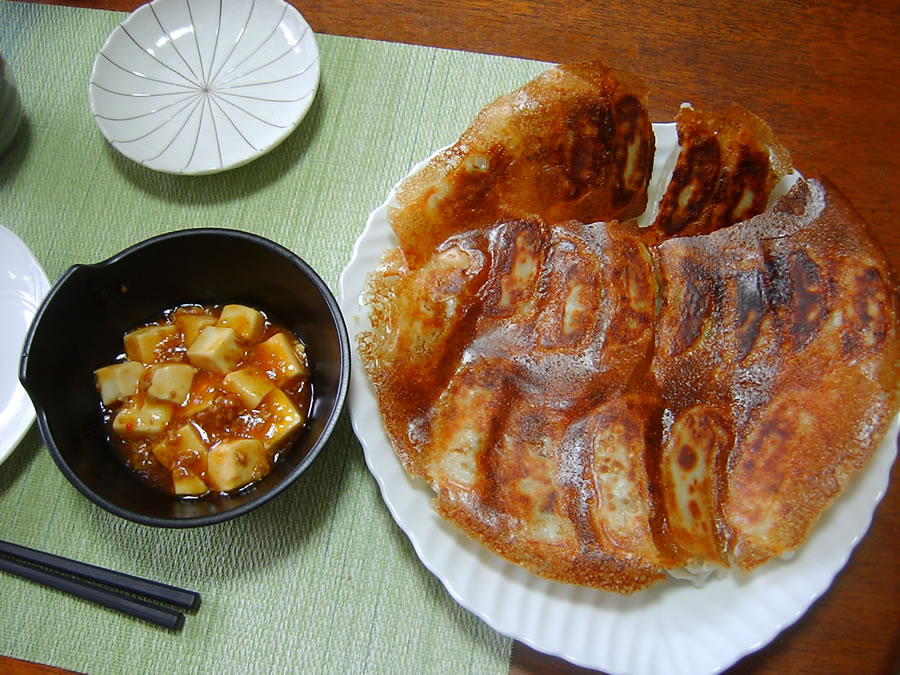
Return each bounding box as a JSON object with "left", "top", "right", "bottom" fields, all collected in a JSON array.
[
  {"left": 358, "top": 62, "right": 900, "bottom": 593},
  {"left": 641, "top": 103, "right": 793, "bottom": 244},
  {"left": 389, "top": 61, "right": 655, "bottom": 269}
]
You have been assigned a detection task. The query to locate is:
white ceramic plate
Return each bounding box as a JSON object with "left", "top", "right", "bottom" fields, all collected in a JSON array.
[
  {"left": 0, "top": 226, "right": 50, "bottom": 466},
  {"left": 338, "top": 123, "right": 900, "bottom": 674},
  {"left": 89, "top": 0, "right": 320, "bottom": 175}
]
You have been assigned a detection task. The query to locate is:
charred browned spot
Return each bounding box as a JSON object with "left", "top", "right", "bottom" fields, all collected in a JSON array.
[
  {"left": 759, "top": 414, "right": 792, "bottom": 446},
  {"left": 743, "top": 413, "right": 794, "bottom": 493},
  {"left": 719, "top": 144, "right": 770, "bottom": 225},
  {"left": 561, "top": 102, "right": 614, "bottom": 200},
  {"left": 613, "top": 95, "right": 643, "bottom": 132},
  {"left": 605, "top": 239, "right": 654, "bottom": 343},
  {"left": 677, "top": 445, "right": 698, "bottom": 471},
  {"left": 542, "top": 490, "right": 559, "bottom": 514},
  {"left": 449, "top": 142, "right": 511, "bottom": 212},
  {"left": 736, "top": 269, "right": 765, "bottom": 359},
  {"left": 560, "top": 95, "right": 650, "bottom": 204},
  {"left": 762, "top": 247, "right": 825, "bottom": 349},
  {"left": 426, "top": 303, "right": 488, "bottom": 398},
  {"left": 623, "top": 240, "right": 654, "bottom": 308},
  {"left": 654, "top": 135, "right": 721, "bottom": 235},
  {"left": 688, "top": 499, "right": 702, "bottom": 520},
  {"left": 789, "top": 250, "right": 826, "bottom": 348},
  {"left": 517, "top": 406, "right": 553, "bottom": 457},
  {"left": 612, "top": 95, "right": 653, "bottom": 207},
  {"left": 840, "top": 328, "right": 860, "bottom": 357},
  {"left": 675, "top": 258, "right": 712, "bottom": 353},
  {"left": 763, "top": 249, "right": 790, "bottom": 309},
  {"left": 843, "top": 267, "right": 889, "bottom": 357}
]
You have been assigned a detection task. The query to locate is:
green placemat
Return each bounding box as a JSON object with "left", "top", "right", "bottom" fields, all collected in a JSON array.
[{"left": 0, "top": 2, "right": 549, "bottom": 672}]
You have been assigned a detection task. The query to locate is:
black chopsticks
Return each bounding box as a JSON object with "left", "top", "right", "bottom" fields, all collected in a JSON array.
[{"left": 0, "top": 540, "right": 201, "bottom": 630}]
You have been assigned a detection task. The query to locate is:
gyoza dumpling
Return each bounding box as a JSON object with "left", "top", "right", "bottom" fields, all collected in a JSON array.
[{"left": 389, "top": 61, "right": 655, "bottom": 268}]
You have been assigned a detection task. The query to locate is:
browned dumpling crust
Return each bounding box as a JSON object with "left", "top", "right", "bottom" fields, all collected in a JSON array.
[
  {"left": 389, "top": 61, "right": 655, "bottom": 269},
  {"left": 654, "top": 178, "right": 900, "bottom": 570},
  {"left": 642, "top": 104, "right": 793, "bottom": 245},
  {"left": 360, "top": 218, "right": 668, "bottom": 593},
  {"left": 360, "top": 60, "right": 898, "bottom": 593},
  {"left": 359, "top": 177, "right": 900, "bottom": 593}
]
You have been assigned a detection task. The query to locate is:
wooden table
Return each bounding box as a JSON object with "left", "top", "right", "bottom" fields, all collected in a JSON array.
[{"left": 6, "top": 1, "right": 900, "bottom": 673}]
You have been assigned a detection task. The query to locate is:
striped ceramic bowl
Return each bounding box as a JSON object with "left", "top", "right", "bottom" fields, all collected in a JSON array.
[{"left": 0, "top": 52, "right": 23, "bottom": 154}]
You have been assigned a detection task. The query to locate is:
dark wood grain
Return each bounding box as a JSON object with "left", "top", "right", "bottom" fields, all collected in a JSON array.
[
  {"left": 0, "top": 656, "right": 81, "bottom": 674},
  {"left": 7, "top": 1, "right": 900, "bottom": 674}
]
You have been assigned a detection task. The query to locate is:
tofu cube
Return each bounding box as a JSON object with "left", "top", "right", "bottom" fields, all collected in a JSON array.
[
  {"left": 223, "top": 367, "right": 275, "bottom": 409},
  {"left": 259, "top": 388, "right": 305, "bottom": 450},
  {"left": 147, "top": 363, "right": 197, "bottom": 404},
  {"left": 256, "top": 332, "right": 308, "bottom": 386},
  {"left": 95, "top": 361, "right": 145, "bottom": 405},
  {"left": 151, "top": 424, "right": 209, "bottom": 495},
  {"left": 186, "top": 326, "right": 244, "bottom": 374},
  {"left": 123, "top": 325, "right": 178, "bottom": 364},
  {"left": 112, "top": 398, "right": 173, "bottom": 438},
  {"left": 217, "top": 304, "right": 265, "bottom": 343},
  {"left": 170, "top": 470, "right": 209, "bottom": 496},
  {"left": 151, "top": 423, "right": 207, "bottom": 468},
  {"left": 174, "top": 312, "right": 217, "bottom": 348},
  {"left": 207, "top": 439, "right": 269, "bottom": 492}
]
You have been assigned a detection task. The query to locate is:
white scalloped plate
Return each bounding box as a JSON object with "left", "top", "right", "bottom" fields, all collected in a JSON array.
[
  {"left": 0, "top": 226, "right": 50, "bottom": 467},
  {"left": 89, "top": 0, "right": 320, "bottom": 175},
  {"left": 338, "top": 123, "right": 899, "bottom": 674}
]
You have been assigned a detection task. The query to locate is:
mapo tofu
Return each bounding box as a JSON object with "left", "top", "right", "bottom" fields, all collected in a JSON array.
[{"left": 95, "top": 304, "right": 311, "bottom": 496}]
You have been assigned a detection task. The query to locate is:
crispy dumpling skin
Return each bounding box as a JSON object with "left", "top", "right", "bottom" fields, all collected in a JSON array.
[
  {"left": 360, "top": 218, "right": 669, "bottom": 592},
  {"left": 389, "top": 61, "right": 655, "bottom": 268},
  {"left": 360, "top": 56, "right": 897, "bottom": 591},
  {"left": 653, "top": 177, "right": 900, "bottom": 570},
  {"left": 360, "top": 217, "right": 658, "bottom": 476},
  {"left": 642, "top": 104, "right": 793, "bottom": 245},
  {"left": 360, "top": 176, "right": 898, "bottom": 593},
  {"left": 358, "top": 236, "right": 491, "bottom": 474},
  {"left": 433, "top": 393, "right": 670, "bottom": 594}
]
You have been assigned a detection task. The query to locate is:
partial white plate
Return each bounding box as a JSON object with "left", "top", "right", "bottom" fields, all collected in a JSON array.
[
  {"left": 89, "top": 0, "right": 320, "bottom": 175},
  {"left": 0, "top": 226, "right": 50, "bottom": 466},
  {"left": 338, "top": 123, "right": 899, "bottom": 674}
]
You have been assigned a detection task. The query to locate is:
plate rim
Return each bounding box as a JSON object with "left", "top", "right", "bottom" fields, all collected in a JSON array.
[{"left": 0, "top": 225, "right": 50, "bottom": 467}]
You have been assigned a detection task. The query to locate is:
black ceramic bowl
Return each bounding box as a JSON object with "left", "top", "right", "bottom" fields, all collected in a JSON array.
[{"left": 19, "top": 228, "right": 350, "bottom": 527}]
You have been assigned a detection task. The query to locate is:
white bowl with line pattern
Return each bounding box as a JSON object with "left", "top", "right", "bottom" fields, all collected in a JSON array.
[{"left": 89, "top": 0, "right": 319, "bottom": 175}]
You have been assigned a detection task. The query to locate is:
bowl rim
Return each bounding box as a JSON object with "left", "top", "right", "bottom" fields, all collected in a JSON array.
[{"left": 19, "top": 227, "right": 351, "bottom": 527}]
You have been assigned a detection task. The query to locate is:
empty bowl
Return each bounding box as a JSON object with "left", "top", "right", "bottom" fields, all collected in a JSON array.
[
  {"left": 89, "top": 0, "right": 320, "bottom": 174},
  {"left": 19, "top": 228, "right": 349, "bottom": 527}
]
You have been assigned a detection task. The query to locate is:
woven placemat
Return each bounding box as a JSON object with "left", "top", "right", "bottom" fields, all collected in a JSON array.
[{"left": 0, "top": 2, "right": 549, "bottom": 672}]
